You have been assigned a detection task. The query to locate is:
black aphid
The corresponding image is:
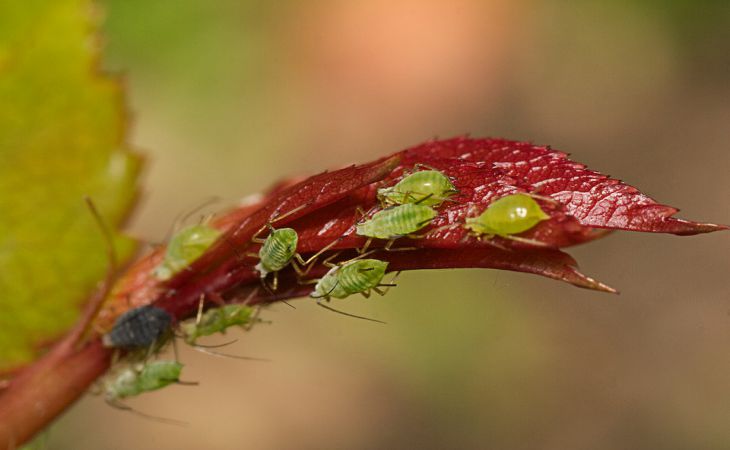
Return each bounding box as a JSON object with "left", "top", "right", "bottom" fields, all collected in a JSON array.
[{"left": 103, "top": 305, "right": 172, "bottom": 349}]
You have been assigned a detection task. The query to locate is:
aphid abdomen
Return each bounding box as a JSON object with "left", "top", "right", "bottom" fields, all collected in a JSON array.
[
  {"left": 154, "top": 224, "right": 221, "bottom": 280},
  {"left": 103, "top": 305, "right": 172, "bottom": 349},
  {"left": 182, "top": 304, "right": 255, "bottom": 344},
  {"left": 356, "top": 204, "right": 437, "bottom": 239},
  {"left": 109, "top": 367, "right": 142, "bottom": 399},
  {"left": 380, "top": 170, "right": 456, "bottom": 206},
  {"left": 136, "top": 360, "right": 183, "bottom": 392},
  {"left": 312, "top": 266, "right": 348, "bottom": 299},
  {"left": 465, "top": 193, "right": 550, "bottom": 236},
  {"left": 257, "top": 228, "right": 298, "bottom": 276},
  {"left": 107, "top": 361, "right": 183, "bottom": 400},
  {"left": 337, "top": 259, "right": 388, "bottom": 296}
]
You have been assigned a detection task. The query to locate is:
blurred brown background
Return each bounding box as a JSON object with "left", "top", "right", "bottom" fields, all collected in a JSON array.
[{"left": 50, "top": 1, "right": 729, "bottom": 448}]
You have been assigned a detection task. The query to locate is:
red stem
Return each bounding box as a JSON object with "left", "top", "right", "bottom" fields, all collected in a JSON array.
[{"left": 0, "top": 342, "right": 112, "bottom": 449}]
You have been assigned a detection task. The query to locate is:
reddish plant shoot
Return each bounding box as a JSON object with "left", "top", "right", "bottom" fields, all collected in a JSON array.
[{"left": 1, "top": 137, "right": 726, "bottom": 448}]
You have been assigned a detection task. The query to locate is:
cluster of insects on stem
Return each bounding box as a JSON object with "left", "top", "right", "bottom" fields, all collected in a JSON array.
[{"left": 99, "top": 163, "right": 556, "bottom": 421}]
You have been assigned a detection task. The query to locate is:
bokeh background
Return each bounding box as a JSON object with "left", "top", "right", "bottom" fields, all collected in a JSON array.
[{"left": 50, "top": 1, "right": 729, "bottom": 448}]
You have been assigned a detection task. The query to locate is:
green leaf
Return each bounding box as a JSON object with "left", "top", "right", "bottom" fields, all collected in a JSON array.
[{"left": 0, "top": 0, "right": 141, "bottom": 371}]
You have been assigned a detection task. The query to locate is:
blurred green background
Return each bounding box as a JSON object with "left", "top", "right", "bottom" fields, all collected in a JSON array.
[{"left": 51, "top": 0, "right": 729, "bottom": 448}]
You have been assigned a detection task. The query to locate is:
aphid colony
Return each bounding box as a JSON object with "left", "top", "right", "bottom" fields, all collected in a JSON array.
[
  {"left": 101, "top": 166, "right": 554, "bottom": 415},
  {"left": 102, "top": 298, "right": 259, "bottom": 418}
]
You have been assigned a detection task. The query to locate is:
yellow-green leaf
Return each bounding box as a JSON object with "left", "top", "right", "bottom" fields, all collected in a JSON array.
[{"left": 0, "top": 0, "right": 141, "bottom": 371}]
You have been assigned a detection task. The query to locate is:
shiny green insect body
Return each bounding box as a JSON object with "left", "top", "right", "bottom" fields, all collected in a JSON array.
[
  {"left": 255, "top": 228, "right": 298, "bottom": 277},
  {"left": 312, "top": 259, "right": 389, "bottom": 300},
  {"left": 378, "top": 169, "right": 457, "bottom": 207},
  {"left": 181, "top": 304, "right": 255, "bottom": 345},
  {"left": 356, "top": 204, "right": 437, "bottom": 240},
  {"left": 105, "top": 360, "right": 183, "bottom": 401},
  {"left": 465, "top": 193, "right": 550, "bottom": 238},
  {"left": 154, "top": 224, "right": 221, "bottom": 280}
]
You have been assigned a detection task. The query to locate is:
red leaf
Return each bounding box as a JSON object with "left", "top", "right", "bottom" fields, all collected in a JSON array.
[
  {"left": 97, "top": 137, "right": 725, "bottom": 329},
  {"left": 397, "top": 137, "right": 726, "bottom": 234}
]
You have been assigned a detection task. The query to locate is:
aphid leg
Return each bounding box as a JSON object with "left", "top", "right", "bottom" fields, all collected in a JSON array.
[
  {"left": 171, "top": 337, "right": 181, "bottom": 363},
  {"left": 315, "top": 299, "right": 386, "bottom": 324},
  {"left": 357, "top": 237, "right": 374, "bottom": 254},
  {"left": 400, "top": 190, "right": 427, "bottom": 204},
  {"left": 480, "top": 235, "right": 510, "bottom": 251},
  {"left": 442, "top": 189, "right": 461, "bottom": 202},
  {"left": 209, "top": 292, "right": 226, "bottom": 306},
  {"left": 381, "top": 239, "right": 418, "bottom": 252},
  {"left": 501, "top": 234, "right": 549, "bottom": 248},
  {"left": 425, "top": 222, "right": 460, "bottom": 237},
  {"left": 242, "top": 286, "right": 260, "bottom": 306},
  {"left": 295, "top": 236, "right": 345, "bottom": 271},
  {"left": 413, "top": 163, "right": 439, "bottom": 172},
  {"left": 413, "top": 193, "right": 435, "bottom": 205},
  {"left": 244, "top": 303, "right": 262, "bottom": 331},
  {"left": 195, "top": 294, "right": 206, "bottom": 326},
  {"left": 271, "top": 271, "right": 279, "bottom": 292},
  {"left": 374, "top": 271, "right": 401, "bottom": 296},
  {"left": 360, "top": 290, "right": 371, "bottom": 299}
]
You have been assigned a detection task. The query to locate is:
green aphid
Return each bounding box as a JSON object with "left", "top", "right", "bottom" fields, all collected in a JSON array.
[
  {"left": 255, "top": 228, "right": 298, "bottom": 278},
  {"left": 356, "top": 204, "right": 438, "bottom": 240},
  {"left": 105, "top": 360, "right": 183, "bottom": 401},
  {"left": 181, "top": 304, "right": 255, "bottom": 345},
  {"left": 465, "top": 193, "right": 550, "bottom": 238},
  {"left": 378, "top": 169, "right": 457, "bottom": 207},
  {"left": 312, "top": 259, "right": 389, "bottom": 300},
  {"left": 154, "top": 224, "right": 222, "bottom": 280}
]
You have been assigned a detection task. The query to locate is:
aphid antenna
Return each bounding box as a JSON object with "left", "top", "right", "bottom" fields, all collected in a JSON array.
[
  {"left": 251, "top": 203, "right": 310, "bottom": 242},
  {"left": 106, "top": 398, "right": 189, "bottom": 427},
  {"left": 191, "top": 345, "right": 270, "bottom": 362},
  {"left": 524, "top": 191, "right": 560, "bottom": 205},
  {"left": 61, "top": 196, "right": 122, "bottom": 349},
  {"left": 259, "top": 277, "right": 296, "bottom": 308},
  {"left": 316, "top": 301, "right": 387, "bottom": 325},
  {"left": 220, "top": 234, "right": 247, "bottom": 261},
  {"left": 178, "top": 196, "right": 221, "bottom": 227},
  {"left": 191, "top": 339, "right": 239, "bottom": 349},
  {"left": 412, "top": 163, "right": 440, "bottom": 172},
  {"left": 280, "top": 299, "right": 297, "bottom": 309}
]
